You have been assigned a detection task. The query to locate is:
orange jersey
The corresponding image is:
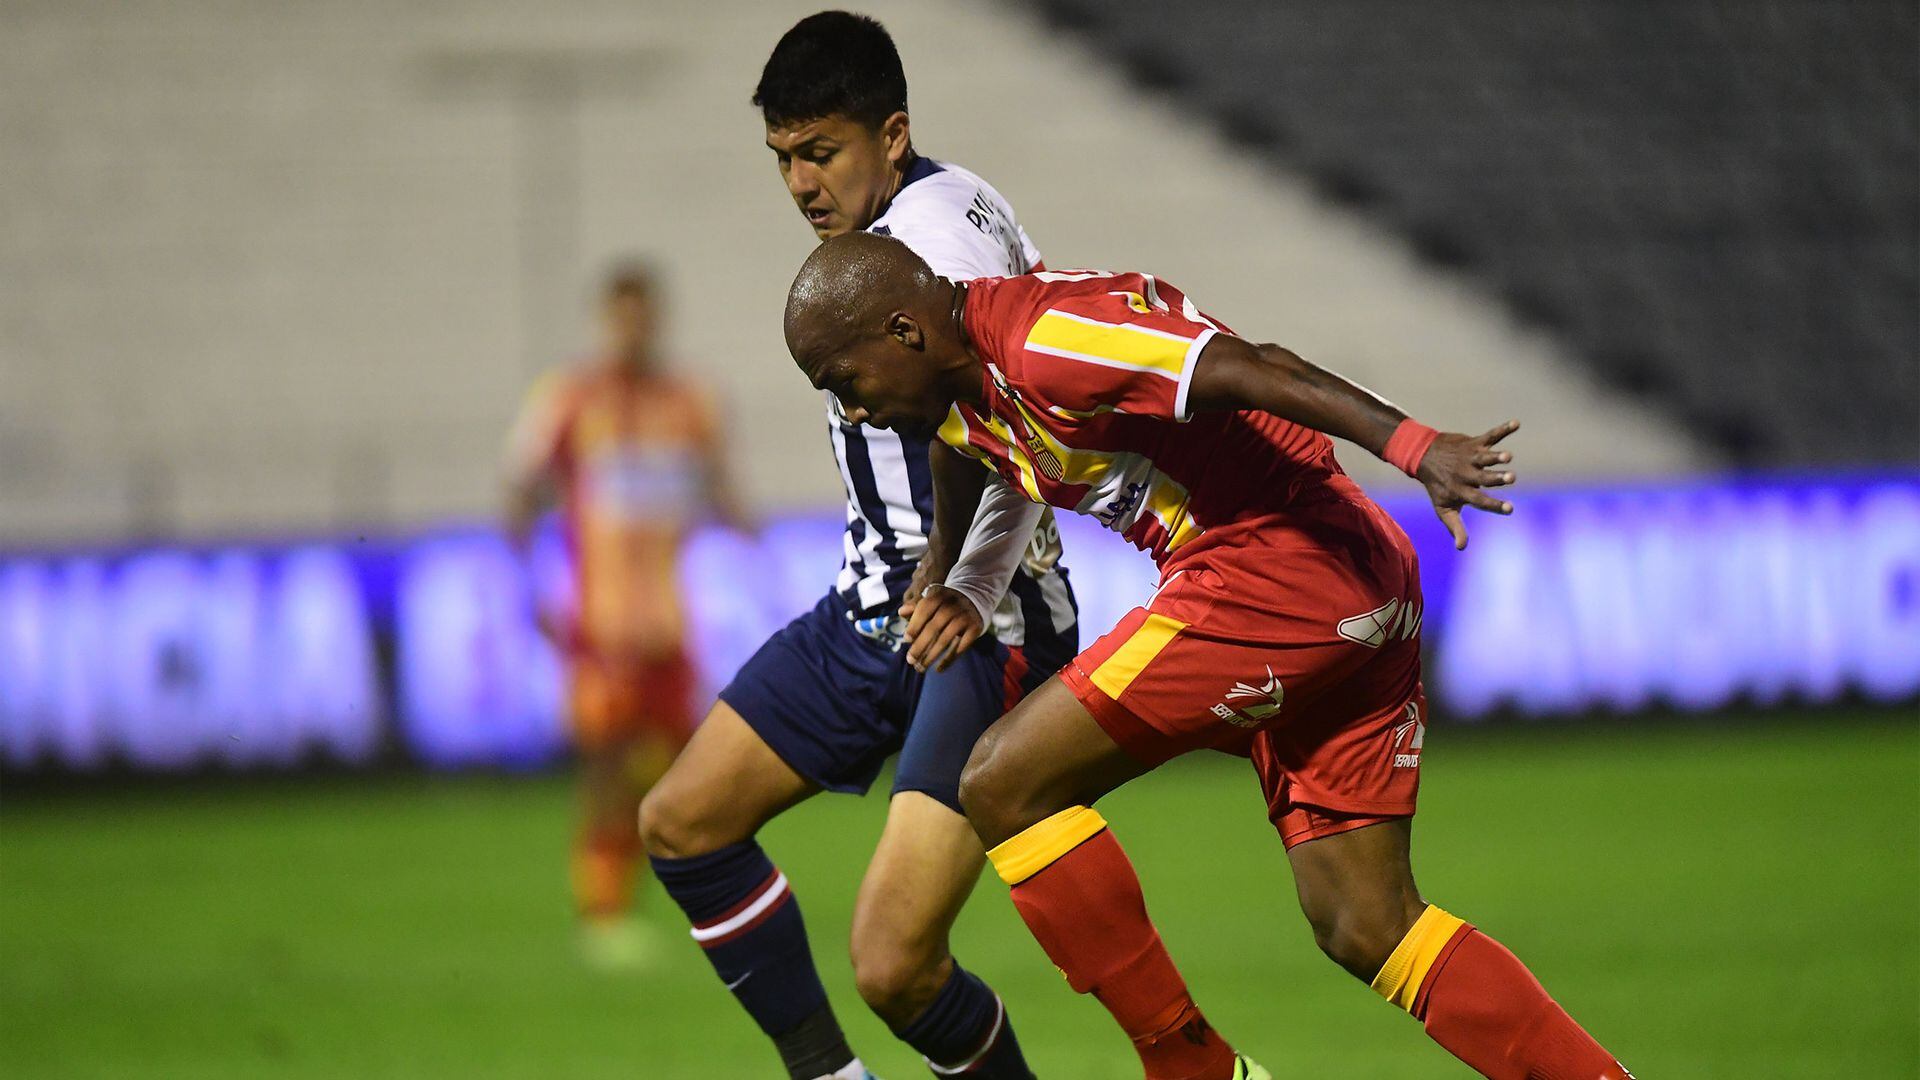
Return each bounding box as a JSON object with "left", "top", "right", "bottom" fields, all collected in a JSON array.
[{"left": 507, "top": 361, "right": 720, "bottom": 661}]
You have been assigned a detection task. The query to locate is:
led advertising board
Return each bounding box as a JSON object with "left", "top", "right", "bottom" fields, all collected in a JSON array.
[{"left": 2, "top": 475, "right": 1914, "bottom": 772}]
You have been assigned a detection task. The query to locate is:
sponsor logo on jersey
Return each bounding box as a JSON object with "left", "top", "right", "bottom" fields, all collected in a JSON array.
[
  {"left": 1095, "top": 480, "right": 1148, "bottom": 528},
  {"left": 1210, "top": 666, "right": 1284, "bottom": 728},
  {"left": 1336, "top": 596, "right": 1422, "bottom": 648},
  {"left": 1023, "top": 433, "right": 1065, "bottom": 481},
  {"left": 1391, "top": 701, "right": 1425, "bottom": 768}
]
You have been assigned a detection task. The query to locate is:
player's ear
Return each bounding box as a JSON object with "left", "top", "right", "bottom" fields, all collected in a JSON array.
[
  {"left": 885, "top": 311, "right": 924, "bottom": 350},
  {"left": 881, "top": 111, "right": 911, "bottom": 165}
]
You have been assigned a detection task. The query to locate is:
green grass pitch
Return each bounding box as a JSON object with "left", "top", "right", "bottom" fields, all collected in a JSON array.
[{"left": 4, "top": 713, "right": 1916, "bottom": 1078}]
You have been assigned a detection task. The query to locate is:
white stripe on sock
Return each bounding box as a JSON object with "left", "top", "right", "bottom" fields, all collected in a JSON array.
[
  {"left": 925, "top": 994, "right": 1006, "bottom": 1075},
  {"left": 688, "top": 873, "right": 789, "bottom": 943}
]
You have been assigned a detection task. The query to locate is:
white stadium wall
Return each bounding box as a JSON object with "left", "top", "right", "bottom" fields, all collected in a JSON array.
[{"left": 0, "top": 0, "right": 1705, "bottom": 542}]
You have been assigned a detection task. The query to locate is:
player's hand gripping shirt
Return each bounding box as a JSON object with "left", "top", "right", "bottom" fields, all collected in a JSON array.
[
  {"left": 943, "top": 270, "right": 1368, "bottom": 569},
  {"left": 505, "top": 364, "right": 720, "bottom": 661},
  {"left": 833, "top": 156, "right": 1071, "bottom": 645}
]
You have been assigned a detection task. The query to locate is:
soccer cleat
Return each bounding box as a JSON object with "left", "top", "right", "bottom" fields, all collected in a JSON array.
[
  {"left": 1231, "top": 1055, "right": 1272, "bottom": 1080},
  {"left": 814, "top": 1061, "right": 880, "bottom": 1080},
  {"left": 577, "top": 917, "right": 664, "bottom": 972}
]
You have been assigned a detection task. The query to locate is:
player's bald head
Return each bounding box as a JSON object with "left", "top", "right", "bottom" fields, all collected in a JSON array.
[{"left": 784, "top": 232, "right": 940, "bottom": 377}]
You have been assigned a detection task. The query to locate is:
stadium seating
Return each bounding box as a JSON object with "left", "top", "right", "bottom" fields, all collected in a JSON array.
[
  {"left": 0, "top": 0, "right": 1705, "bottom": 541},
  {"left": 1029, "top": 0, "right": 1919, "bottom": 466}
]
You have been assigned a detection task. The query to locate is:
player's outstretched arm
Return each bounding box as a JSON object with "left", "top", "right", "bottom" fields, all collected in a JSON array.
[{"left": 1186, "top": 334, "right": 1519, "bottom": 550}]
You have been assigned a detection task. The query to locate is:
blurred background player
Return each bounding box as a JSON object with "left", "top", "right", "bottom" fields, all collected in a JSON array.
[{"left": 505, "top": 261, "right": 737, "bottom": 966}]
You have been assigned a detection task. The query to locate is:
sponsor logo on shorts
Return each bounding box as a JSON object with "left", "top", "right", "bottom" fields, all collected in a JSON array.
[
  {"left": 1391, "top": 701, "right": 1425, "bottom": 768},
  {"left": 849, "top": 612, "right": 908, "bottom": 653},
  {"left": 1337, "top": 596, "right": 1423, "bottom": 648},
  {"left": 1211, "top": 666, "right": 1284, "bottom": 728}
]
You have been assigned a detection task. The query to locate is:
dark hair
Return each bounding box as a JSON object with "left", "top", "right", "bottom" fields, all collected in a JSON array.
[
  {"left": 753, "top": 11, "right": 907, "bottom": 129},
  {"left": 602, "top": 260, "right": 656, "bottom": 302}
]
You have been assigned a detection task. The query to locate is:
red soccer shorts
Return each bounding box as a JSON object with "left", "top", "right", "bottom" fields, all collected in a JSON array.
[
  {"left": 1061, "top": 496, "right": 1429, "bottom": 847},
  {"left": 569, "top": 650, "right": 697, "bottom": 750}
]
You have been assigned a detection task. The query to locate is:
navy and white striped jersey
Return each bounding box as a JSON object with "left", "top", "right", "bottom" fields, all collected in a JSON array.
[{"left": 828, "top": 156, "right": 1072, "bottom": 644}]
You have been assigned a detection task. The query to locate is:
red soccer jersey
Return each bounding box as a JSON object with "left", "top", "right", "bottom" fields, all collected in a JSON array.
[{"left": 943, "top": 269, "right": 1369, "bottom": 569}]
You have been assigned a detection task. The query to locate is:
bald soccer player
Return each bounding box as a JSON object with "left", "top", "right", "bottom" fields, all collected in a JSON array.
[{"left": 781, "top": 233, "right": 1634, "bottom": 1080}]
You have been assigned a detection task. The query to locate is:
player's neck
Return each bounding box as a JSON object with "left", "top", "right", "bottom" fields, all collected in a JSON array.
[
  {"left": 608, "top": 350, "right": 655, "bottom": 377},
  {"left": 880, "top": 149, "right": 917, "bottom": 213},
  {"left": 947, "top": 281, "right": 987, "bottom": 408}
]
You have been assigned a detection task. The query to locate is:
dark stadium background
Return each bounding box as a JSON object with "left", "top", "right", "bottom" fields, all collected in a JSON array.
[{"left": 3, "top": 1, "right": 1915, "bottom": 1076}]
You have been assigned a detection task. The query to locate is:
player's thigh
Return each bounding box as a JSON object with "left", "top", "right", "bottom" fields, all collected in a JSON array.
[
  {"left": 850, "top": 791, "right": 985, "bottom": 970},
  {"left": 639, "top": 699, "right": 818, "bottom": 858},
  {"left": 959, "top": 676, "right": 1151, "bottom": 847},
  {"left": 1283, "top": 816, "right": 1426, "bottom": 979}
]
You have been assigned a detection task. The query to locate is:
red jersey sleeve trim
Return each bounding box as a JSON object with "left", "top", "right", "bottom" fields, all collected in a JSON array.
[{"left": 1172, "top": 326, "right": 1217, "bottom": 422}]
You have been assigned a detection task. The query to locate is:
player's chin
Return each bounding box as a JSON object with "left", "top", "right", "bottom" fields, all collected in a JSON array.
[{"left": 888, "top": 415, "right": 940, "bottom": 439}]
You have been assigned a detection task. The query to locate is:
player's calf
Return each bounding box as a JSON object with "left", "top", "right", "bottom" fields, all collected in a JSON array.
[
  {"left": 884, "top": 962, "right": 1036, "bottom": 1079},
  {"left": 1288, "top": 821, "right": 1632, "bottom": 1079},
  {"left": 642, "top": 704, "right": 876, "bottom": 1079},
  {"left": 850, "top": 792, "right": 1038, "bottom": 1077},
  {"left": 1370, "top": 907, "right": 1635, "bottom": 1080},
  {"left": 1286, "top": 818, "right": 1428, "bottom": 981},
  {"left": 849, "top": 935, "right": 949, "bottom": 1028},
  {"left": 963, "top": 684, "right": 1242, "bottom": 1080}
]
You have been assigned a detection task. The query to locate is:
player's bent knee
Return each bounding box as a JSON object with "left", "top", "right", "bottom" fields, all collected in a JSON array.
[
  {"left": 635, "top": 783, "right": 691, "bottom": 858},
  {"left": 1302, "top": 897, "right": 1421, "bottom": 982},
  {"left": 637, "top": 773, "right": 740, "bottom": 860},
  {"left": 958, "top": 736, "right": 1064, "bottom": 847},
  {"left": 956, "top": 734, "right": 1017, "bottom": 838}
]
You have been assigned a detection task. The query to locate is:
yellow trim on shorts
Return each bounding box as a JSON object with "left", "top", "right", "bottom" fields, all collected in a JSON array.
[
  {"left": 987, "top": 806, "right": 1109, "bottom": 886},
  {"left": 1370, "top": 905, "right": 1467, "bottom": 1012},
  {"left": 1087, "top": 613, "right": 1187, "bottom": 700}
]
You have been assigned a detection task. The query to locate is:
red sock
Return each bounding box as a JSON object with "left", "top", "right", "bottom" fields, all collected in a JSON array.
[
  {"left": 998, "top": 820, "right": 1236, "bottom": 1080},
  {"left": 1415, "top": 925, "right": 1632, "bottom": 1080},
  {"left": 572, "top": 825, "right": 641, "bottom": 921}
]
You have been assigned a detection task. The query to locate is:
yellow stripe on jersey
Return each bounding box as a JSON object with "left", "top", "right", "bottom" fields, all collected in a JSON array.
[
  {"left": 938, "top": 407, "right": 988, "bottom": 461},
  {"left": 1025, "top": 309, "right": 1194, "bottom": 379},
  {"left": 1147, "top": 483, "right": 1202, "bottom": 553},
  {"left": 1088, "top": 613, "right": 1188, "bottom": 700},
  {"left": 946, "top": 405, "right": 1045, "bottom": 501}
]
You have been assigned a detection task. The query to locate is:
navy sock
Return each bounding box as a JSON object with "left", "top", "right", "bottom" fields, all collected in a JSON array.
[
  {"left": 652, "top": 842, "right": 853, "bottom": 1078},
  {"left": 895, "top": 963, "right": 1033, "bottom": 1079}
]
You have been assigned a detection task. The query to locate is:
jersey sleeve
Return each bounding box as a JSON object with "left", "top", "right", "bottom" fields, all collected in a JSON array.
[
  {"left": 502, "top": 371, "right": 576, "bottom": 484},
  {"left": 940, "top": 473, "right": 1046, "bottom": 627},
  {"left": 1017, "top": 288, "right": 1219, "bottom": 421}
]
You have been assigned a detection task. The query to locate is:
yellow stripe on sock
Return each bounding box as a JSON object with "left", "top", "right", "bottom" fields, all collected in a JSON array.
[
  {"left": 987, "top": 806, "right": 1108, "bottom": 886},
  {"left": 1087, "top": 613, "right": 1187, "bottom": 700},
  {"left": 1370, "top": 905, "right": 1467, "bottom": 1013}
]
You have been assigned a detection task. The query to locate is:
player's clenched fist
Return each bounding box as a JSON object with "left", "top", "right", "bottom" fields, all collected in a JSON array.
[
  {"left": 904, "top": 583, "right": 984, "bottom": 673},
  {"left": 1414, "top": 419, "right": 1520, "bottom": 551}
]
